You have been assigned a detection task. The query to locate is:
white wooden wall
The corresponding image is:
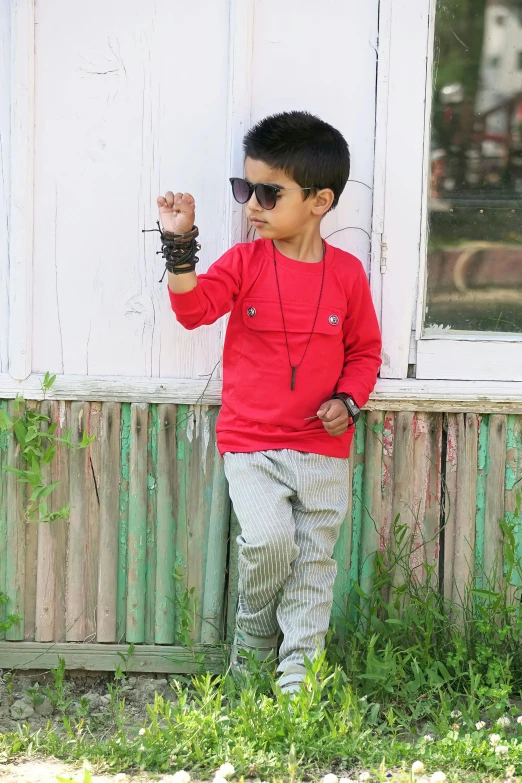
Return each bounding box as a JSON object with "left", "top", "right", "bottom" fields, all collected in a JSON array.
[
  {"left": 0, "top": 0, "right": 10, "bottom": 374},
  {"left": 1, "top": 0, "right": 379, "bottom": 385}
]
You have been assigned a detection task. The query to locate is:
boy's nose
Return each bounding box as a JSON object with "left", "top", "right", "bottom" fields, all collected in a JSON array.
[{"left": 247, "top": 191, "right": 261, "bottom": 210}]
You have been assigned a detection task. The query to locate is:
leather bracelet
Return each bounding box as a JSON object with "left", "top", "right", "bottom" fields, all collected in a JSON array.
[{"left": 142, "top": 221, "right": 201, "bottom": 282}]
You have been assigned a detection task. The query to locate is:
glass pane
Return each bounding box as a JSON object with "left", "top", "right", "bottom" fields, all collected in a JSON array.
[{"left": 425, "top": 0, "right": 522, "bottom": 335}]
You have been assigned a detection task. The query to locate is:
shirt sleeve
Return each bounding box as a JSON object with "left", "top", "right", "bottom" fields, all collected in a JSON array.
[
  {"left": 168, "top": 244, "right": 243, "bottom": 330},
  {"left": 335, "top": 263, "right": 382, "bottom": 408}
]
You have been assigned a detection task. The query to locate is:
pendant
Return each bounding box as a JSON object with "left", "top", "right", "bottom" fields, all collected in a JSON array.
[{"left": 291, "top": 366, "right": 297, "bottom": 391}]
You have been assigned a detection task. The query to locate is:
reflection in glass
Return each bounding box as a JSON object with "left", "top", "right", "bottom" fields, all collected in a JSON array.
[{"left": 426, "top": 0, "right": 522, "bottom": 334}]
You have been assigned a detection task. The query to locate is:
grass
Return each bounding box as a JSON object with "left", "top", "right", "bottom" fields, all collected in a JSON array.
[{"left": 2, "top": 501, "right": 522, "bottom": 782}]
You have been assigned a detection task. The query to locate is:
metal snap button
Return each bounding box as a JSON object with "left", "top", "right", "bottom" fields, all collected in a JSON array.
[
  {"left": 329, "top": 314, "right": 339, "bottom": 325},
  {"left": 247, "top": 307, "right": 256, "bottom": 317}
]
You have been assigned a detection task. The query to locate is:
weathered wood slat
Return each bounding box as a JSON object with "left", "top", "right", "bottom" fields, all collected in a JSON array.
[
  {"left": 66, "top": 402, "right": 91, "bottom": 641},
  {"left": 443, "top": 413, "right": 459, "bottom": 601},
  {"left": 475, "top": 415, "right": 490, "bottom": 591},
  {"left": 96, "top": 402, "right": 121, "bottom": 642},
  {"left": 484, "top": 415, "right": 507, "bottom": 591},
  {"left": 5, "top": 400, "right": 26, "bottom": 640},
  {"left": 411, "top": 412, "right": 441, "bottom": 585},
  {"left": 35, "top": 400, "right": 55, "bottom": 641},
  {"left": 50, "top": 401, "right": 69, "bottom": 642},
  {"left": 145, "top": 405, "right": 158, "bottom": 644},
  {"left": 332, "top": 428, "right": 355, "bottom": 633},
  {"left": 346, "top": 414, "right": 366, "bottom": 625},
  {"left": 126, "top": 403, "right": 149, "bottom": 643},
  {"left": 380, "top": 411, "right": 395, "bottom": 604},
  {"left": 359, "top": 411, "right": 384, "bottom": 596},
  {"left": 452, "top": 414, "right": 479, "bottom": 607},
  {"left": 0, "top": 400, "right": 9, "bottom": 639},
  {"left": 117, "top": 403, "right": 131, "bottom": 642},
  {"left": 174, "top": 405, "right": 190, "bottom": 643},
  {"left": 0, "top": 641, "right": 224, "bottom": 673},
  {"left": 505, "top": 415, "right": 522, "bottom": 603},
  {"left": 86, "top": 402, "right": 102, "bottom": 642},
  {"left": 391, "top": 411, "right": 415, "bottom": 592},
  {"left": 155, "top": 404, "right": 177, "bottom": 644},
  {"left": 184, "top": 407, "right": 208, "bottom": 643},
  {"left": 200, "top": 408, "right": 230, "bottom": 645},
  {"left": 23, "top": 403, "right": 39, "bottom": 641}
]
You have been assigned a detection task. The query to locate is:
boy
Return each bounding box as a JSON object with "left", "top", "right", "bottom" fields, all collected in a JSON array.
[{"left": 156, "top": 111, "right": 382, "bottom": 694}]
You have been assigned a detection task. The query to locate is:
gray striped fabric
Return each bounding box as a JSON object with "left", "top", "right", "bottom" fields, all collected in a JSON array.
[{"left": 223, "top": 449, "right": 349, "bottom": 672}]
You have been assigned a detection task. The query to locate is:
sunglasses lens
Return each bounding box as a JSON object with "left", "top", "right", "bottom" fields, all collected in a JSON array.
[
  {"left": 231, "top": 178, "right": 251, "bottom": 204},
  {"left": 256, "top": 184, "right": 277, "bottom": 210}
]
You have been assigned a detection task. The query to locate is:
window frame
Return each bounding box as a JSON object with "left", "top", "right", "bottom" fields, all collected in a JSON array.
[{"left": 377, "top": 0, "right": 522, "bottom": 385}]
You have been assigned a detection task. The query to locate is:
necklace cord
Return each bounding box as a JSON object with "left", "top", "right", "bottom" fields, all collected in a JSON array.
[{"left": 272, "top": 240, "right": 326, "bottom": 391}]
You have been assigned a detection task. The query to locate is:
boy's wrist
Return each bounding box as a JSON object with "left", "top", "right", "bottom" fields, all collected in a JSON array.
[{"left": 332, "top": 393, "right": 361, "bottom": 423}]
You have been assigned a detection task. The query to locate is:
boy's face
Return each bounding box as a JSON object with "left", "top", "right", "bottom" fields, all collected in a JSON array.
[{"left": 243, "top": 157, "right": 329, "bottom": 240}]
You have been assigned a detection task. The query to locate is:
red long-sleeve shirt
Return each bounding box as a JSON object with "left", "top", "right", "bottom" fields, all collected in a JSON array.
[{"left": 169, "top": 238, "right": 382, "bottom": 458}]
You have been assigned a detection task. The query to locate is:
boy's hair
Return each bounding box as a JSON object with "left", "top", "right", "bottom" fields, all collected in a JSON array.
[{"left": 243, "top": 110, "right": 350, "bottom": 210}]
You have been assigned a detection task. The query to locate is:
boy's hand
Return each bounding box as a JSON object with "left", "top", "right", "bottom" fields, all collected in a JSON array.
[
  {"left": 316, "top": 399, "right": 352, "bottom": 437},
  {"left": 157, "top": 191, "right": 195, "bottom": 235}
]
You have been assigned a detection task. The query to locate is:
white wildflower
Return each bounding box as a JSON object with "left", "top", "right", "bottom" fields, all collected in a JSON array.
[
  {"left": 497, "top": 716, "right": 511, "bottom": 728},
  {"left": 412, "top": 761, "right": 426, "bottom": 775},
  {"left": 114, "top": 776, "right": 127, "bottom": 783},
  {"left": 430, "top": 773, "right": 447, "bottom": 783},
  {"left": 218, "top": 763, "right": 235, "bottom": 779},
  {"left": 506, "top": 765, "right": 516, "bottom": 779},
  {"left": 359, "top": 773, "right": 371, "bottom": 782},
  {"left": 138, "top": 727, "right": 146, "bottom": 735},
  {"left": 517, "top": 715, "right": 522, "bottom": 725},
  {"left": 475, "top": 721, "right": 486, "bottom": 730},
  {"left": 172, "top": 772, "right": 192, "bottom": 783},
  {"left": 213, "top": 777, "right": 228, "bottom": 783},
  {"left": 450, "top": 709, "right": 462, "bottom": 719},
  {"left": 489, "top": 733, "right": 502, "bottom": 746},
  {"left": 423, "top": 734, "right": 434, "bottom": 742},
  {"left": 139, "top": 744, "right": 145, "bottom": 752},
  {"left": 495, "top": 745, "right": 509, "bottom": 756},
  {"left": 323, "top": 775, "right": 338, "bottom": 783}
]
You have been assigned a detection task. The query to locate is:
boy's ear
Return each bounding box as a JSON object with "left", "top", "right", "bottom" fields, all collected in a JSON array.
[{"left": 311, "top": 188, "right": 335, "bottom": 216}]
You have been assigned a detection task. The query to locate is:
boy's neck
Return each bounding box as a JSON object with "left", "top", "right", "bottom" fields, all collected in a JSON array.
[{"left": 272, "top": 227, "right": 325, "bottom": 263}]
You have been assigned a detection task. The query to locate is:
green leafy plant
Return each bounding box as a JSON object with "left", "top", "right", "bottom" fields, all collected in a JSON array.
[
  {"left": 24, "top": 681, "right": 45, "bottom": 710},
  {"left": 0, "top": 591, "right": 22, "bottom": 634},
  {"left": 0, "top": 372, "right": 95, "bottom": 523},
  {"left": 44, "top": 656, "right": 72, "bottom": 714}
]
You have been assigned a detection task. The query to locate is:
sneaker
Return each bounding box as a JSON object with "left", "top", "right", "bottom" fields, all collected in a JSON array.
[
  {"left": 276, "top": 663, "right": 307, "bottom": 696},
  {"left": 230, "top": 626, "right": 279, "bottom": 679}
]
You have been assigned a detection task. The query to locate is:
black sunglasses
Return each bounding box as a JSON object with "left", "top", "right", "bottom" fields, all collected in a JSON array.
[{"left": 229, "top": 177, "right": 318, "bottom": 211}]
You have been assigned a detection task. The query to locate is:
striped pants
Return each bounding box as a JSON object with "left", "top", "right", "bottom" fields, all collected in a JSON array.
[{"left": 223, "top": 449, "right": 349, "bottom": 671}]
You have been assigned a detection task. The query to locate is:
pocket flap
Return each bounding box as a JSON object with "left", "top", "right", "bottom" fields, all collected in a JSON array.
[{"left": 242, "top": 299, "right": 343, "bottom": 334}]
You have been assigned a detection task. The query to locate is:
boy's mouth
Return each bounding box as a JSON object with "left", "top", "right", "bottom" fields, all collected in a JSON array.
[{"left": 249, "top": 216, "right": 267, "bottom": 226}]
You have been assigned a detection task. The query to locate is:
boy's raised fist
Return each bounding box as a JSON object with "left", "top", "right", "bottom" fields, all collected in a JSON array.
[{"left": 157, "top": 191, "right": 195, "bottom": 235}]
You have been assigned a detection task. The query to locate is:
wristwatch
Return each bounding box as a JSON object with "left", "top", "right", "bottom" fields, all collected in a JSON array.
[{"left": 332, "top": 393, "right": 361, "bottom": 424}]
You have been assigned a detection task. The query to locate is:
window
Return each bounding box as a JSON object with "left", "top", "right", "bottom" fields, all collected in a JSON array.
[
  {"left": 426, "top": 1, "right": 522, "bottom": 337},
  {"left": 377, "top": 0, "right": 522, "bottom": 383}
]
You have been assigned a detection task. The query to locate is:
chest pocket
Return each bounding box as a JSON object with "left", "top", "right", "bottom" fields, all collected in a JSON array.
[
  {"left": 242, "top": 298, "right": 344, "bottom": 335},
  {"left": 230, "top": 298, "right": 345, "bottom": 427}
]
